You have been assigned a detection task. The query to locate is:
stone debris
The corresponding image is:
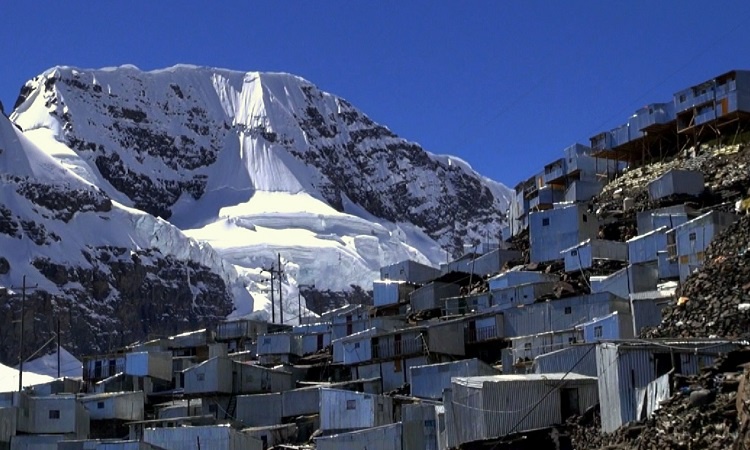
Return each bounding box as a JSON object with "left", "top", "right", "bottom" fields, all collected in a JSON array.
[
  {"left": 568, "top": 349, "right": 750, "bottom": 450},
  {"left": 644, "top": 214, "right": 750, "bottom": 339}
]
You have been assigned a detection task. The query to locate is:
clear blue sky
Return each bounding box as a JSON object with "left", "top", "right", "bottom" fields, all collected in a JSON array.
[{"left": 3, "top": 1, "right": 750, "bottom": 188}]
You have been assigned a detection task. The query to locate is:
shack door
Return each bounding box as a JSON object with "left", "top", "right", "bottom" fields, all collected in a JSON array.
[{"left": 560, "top": 388, "right": 580, "bottom": 419}]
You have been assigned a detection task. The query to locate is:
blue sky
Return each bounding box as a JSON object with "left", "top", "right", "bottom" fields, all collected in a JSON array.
[{"left": 3, "top": 1, "right": 750, "bottom": 188}]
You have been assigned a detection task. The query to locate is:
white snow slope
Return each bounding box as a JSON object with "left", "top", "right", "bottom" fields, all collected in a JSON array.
[{"left": 10, "top": 64, "right": 512, "bottom": 321}]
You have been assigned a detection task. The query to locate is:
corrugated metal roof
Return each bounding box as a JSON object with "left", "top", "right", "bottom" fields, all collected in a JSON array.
[{"left": 453, "top": 372, "right": 597, "bottom": 387}]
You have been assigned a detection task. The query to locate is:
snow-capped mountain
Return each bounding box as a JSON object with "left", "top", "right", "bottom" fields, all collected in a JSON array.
[
  {"left": 0, "top": 112, "right": 252, "bottom": 364},
  {"left": 6, "top": 64, "right": 510, "bottom": 340}
]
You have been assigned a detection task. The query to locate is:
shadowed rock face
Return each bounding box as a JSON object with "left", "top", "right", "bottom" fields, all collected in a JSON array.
[{"left": 0, "top": 247, "right": 233, "bottom": 364}]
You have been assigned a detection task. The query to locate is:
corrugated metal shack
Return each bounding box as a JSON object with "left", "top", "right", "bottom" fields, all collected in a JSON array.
[
  {"left": 597, "top": 340, "right": 742, "bottom": 433},
  {"left": 564, "top": 179, "right": 604, "bottom": 203},
  {"left": 316, "top": 423, "right": 403, "bottom": 450},
  {"left": 441, "top": 249, "right": 522, "bottom": 277},
  {"left": 124, "top": 351, "right": 172, "bottom": 381},
  {"left": 488, "top": 270, "right": 559, "bottom": 290},
  {"left": 463, "top": 311, "right": 505, "bottom": 344},
  {"left": 667, "top": 210, "right": 739, "bottom": 282},
  {"left": 410, "top": 282, "right": 462, "bottom": 312},
  {"left": 241, "top": 423, "right": 297, "bottom": 449},
  {"left": 503, "top": 292, "right": 630, "bottom": 338},
  {"left": 80, "top": 391, "right": 144, "bottom": 421},
  {"left": 403, "top": 402, "right": 440, "bottom": 450},
  {"left": 215, "top": 318, "right": 268, "bottom": 342},
  {"left": 446, "top": 373, "right": 598, "bottom": 447},
  {"left": 256, "top": 333, "right": 303, "bottom": 360},
  {"left": 355, "top": 356, "right": 429, "bottom": 393},
  {"left": 442, "top": 292, "right": 492, "bottom": 316},
  {"left": 589, "top": 262, "right": 659, "bottom": 300},
  {"left": 183, "top": 357, "right": 292, "bottom": 396},
  {"left": 373, "top": 280, "right": 417, "bottom": 307},
  {"left": 281, "top": 379, "right": 381, "bottom": 419},
  {"left": 532, "top": 344, "right": 598, "bottom": 377},
  {"left": 628, "top": 226, "right": 669, "bottom": 264},
  {"left": 380, "top": 260, "right": 441, "bottom": 284},
  {"left": 503, "top": 328, "right": 582, "bottom": 373},
  {"left": 491, "top": 281, "right": 557, "bottom": 310},
  {"left": 578, "top": 312, "right": 633, "bottom": 342},
  {"left": 236, "top": 392, "right": 282, "bottom": 427},
  {"left": 529, "top": 204, "right": 598, "bottom": 263},
  {"left": 319, "top": 388, "right": 394, "bottom": 432},
  {"left": 143, "top": 424, "right": 263, "bottom": 450},
  {"left": 675, "top": 70, "right": 750, "bottom": 132},
  {"left": 0, "top": 406, "right": 16, "bottom": 445},
  {"left": 630, "top": 284, "right": 676, "bottom": 335},
  {"left": 562, "top": 239, "right": 628, "bottom": 272},
  {"left": 8, "top": 434, "right": 65, "bottom": 449},
  {"left": 636, "top": 204, "right": 697, "bottom": 235},
  {"left": 647, "top": 169, "right": 705, "bottom": 200},
  {"left": 15, "top": 392, "right": 89, "bottom": 437},
  {"left": 59, "top": 440, "right": 161, "bottom": 449},
  {"left": 410, "top": 358, "right": 498, "bottom": 400}
]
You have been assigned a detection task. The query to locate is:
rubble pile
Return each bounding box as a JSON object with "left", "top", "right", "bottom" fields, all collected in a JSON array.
[
  {"left": 568, "top": 349, "right": 750, "bottom": 450},
  {"left": 645, "top": 215, "right": 750, "bottom": 339},
  {"left": 594, "top": 143, "right": 750, "bottom": 214}
]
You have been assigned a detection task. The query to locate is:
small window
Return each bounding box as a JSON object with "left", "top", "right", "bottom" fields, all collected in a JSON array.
[
  {"left": 197, "top": 373, "right": 205, "bottom": 381},
  {"left": 594, "top": 326, "right": 603, "bottom": 338},
  {"left": 49, "top": 410, "right": 60, "bottom": 419},
  {"left": 689, "top": 232, "right": 697, "bottom": 241},
  {"left": 582, "top": 214, "right": 588, "bottom": 223},
  {"left": 679, "top": 94, "right": 686, "bottom": 102},
  {"left": 564, "top": 306, "right": 572, "bottom": 314},
  {"left": 97, "top": 401, "right": 105, "bottom": 409},
  {"left": 346, "top": 400, "right": 357, "bottom": 410},
  {"left": 354, "top": 342, "right": 360, "bottom": 349},
  {"left": 542, "top": 218, "right": 550, "bottom": 226},
  {"left": 523, "top": 342, "right": 532, "bottom": 351},
  {"left": 570, "top": 250, "right": 578, "bottom": 257},
  {"left": 425, "top": 419, "right": 436, "bottom": 428},
  {"left": 263, "top": 337, "right": 271, "bottom": 344},
  {"left": 208, "top": 404, "right": 218, "bottom": 414},
  {"left": 568, "top": 337, "right": 577, "bottom": 344}
]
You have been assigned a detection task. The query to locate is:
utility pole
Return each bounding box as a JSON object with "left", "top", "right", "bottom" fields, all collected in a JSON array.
[
  {"left": 261, "top": 266, "right": 276, "bottom": 323},
  {"left": 57, "top": 319, "right": 61, "bottom": 378},
  {"left": 12, "top": 275, "right": 38, "bottom": 392},
  {"left": 278, "top": 253, "right": 284, "bottom": 324}
]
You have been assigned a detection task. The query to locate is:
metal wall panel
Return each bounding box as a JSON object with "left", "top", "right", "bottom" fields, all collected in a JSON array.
[
  {"left": 316, "top": 423, "right": 403, "bottom": 450},
  {"left": 410, "top": 359, "right": 498, "bottom": 400},
  {"left": 236, "top": 393, "right": 282, "bottom": 427},
  {"left": 636, "top": 204, "right": 695, "bottom": 235},
  {"left": 580, "top": 312, "right": 632, "bottom": 342},
  {"left": 628, "top": 227, "right": 669, "bottom": 264},
  {"left": 530, "top": 205, "right": 598, "bottom": 263},
  {"left": 503, "top": 293, "right": 629, "bottom": 338},
  {"left": 533, "top": 344, "right": 597, "bottom": 377},
  {"left": 647, "top": 170, "right": 704, "bottom": 200},
  {"left": 410, "top": 282, "right": 461, "bottom": 312},
  {"left": 402, "top": 403, "right": 438, "bottom": 450},
  {"left": 282, "top": 387, "right": 320, "bottom": 418},
  {"left": 8, "top": 434, "right": 64, "bottom": 450},
  {"left": 144, "top": 425, "right": 263, "bottom": 450},
  {"left": 488, "top": 271, "right": 559, "bottom": 290},
  {"left": 319, "top": 389, "right": 393, "bottom": 432},
  {"left": 380, "top": 260, "right": 441, "bottom": 284}
]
